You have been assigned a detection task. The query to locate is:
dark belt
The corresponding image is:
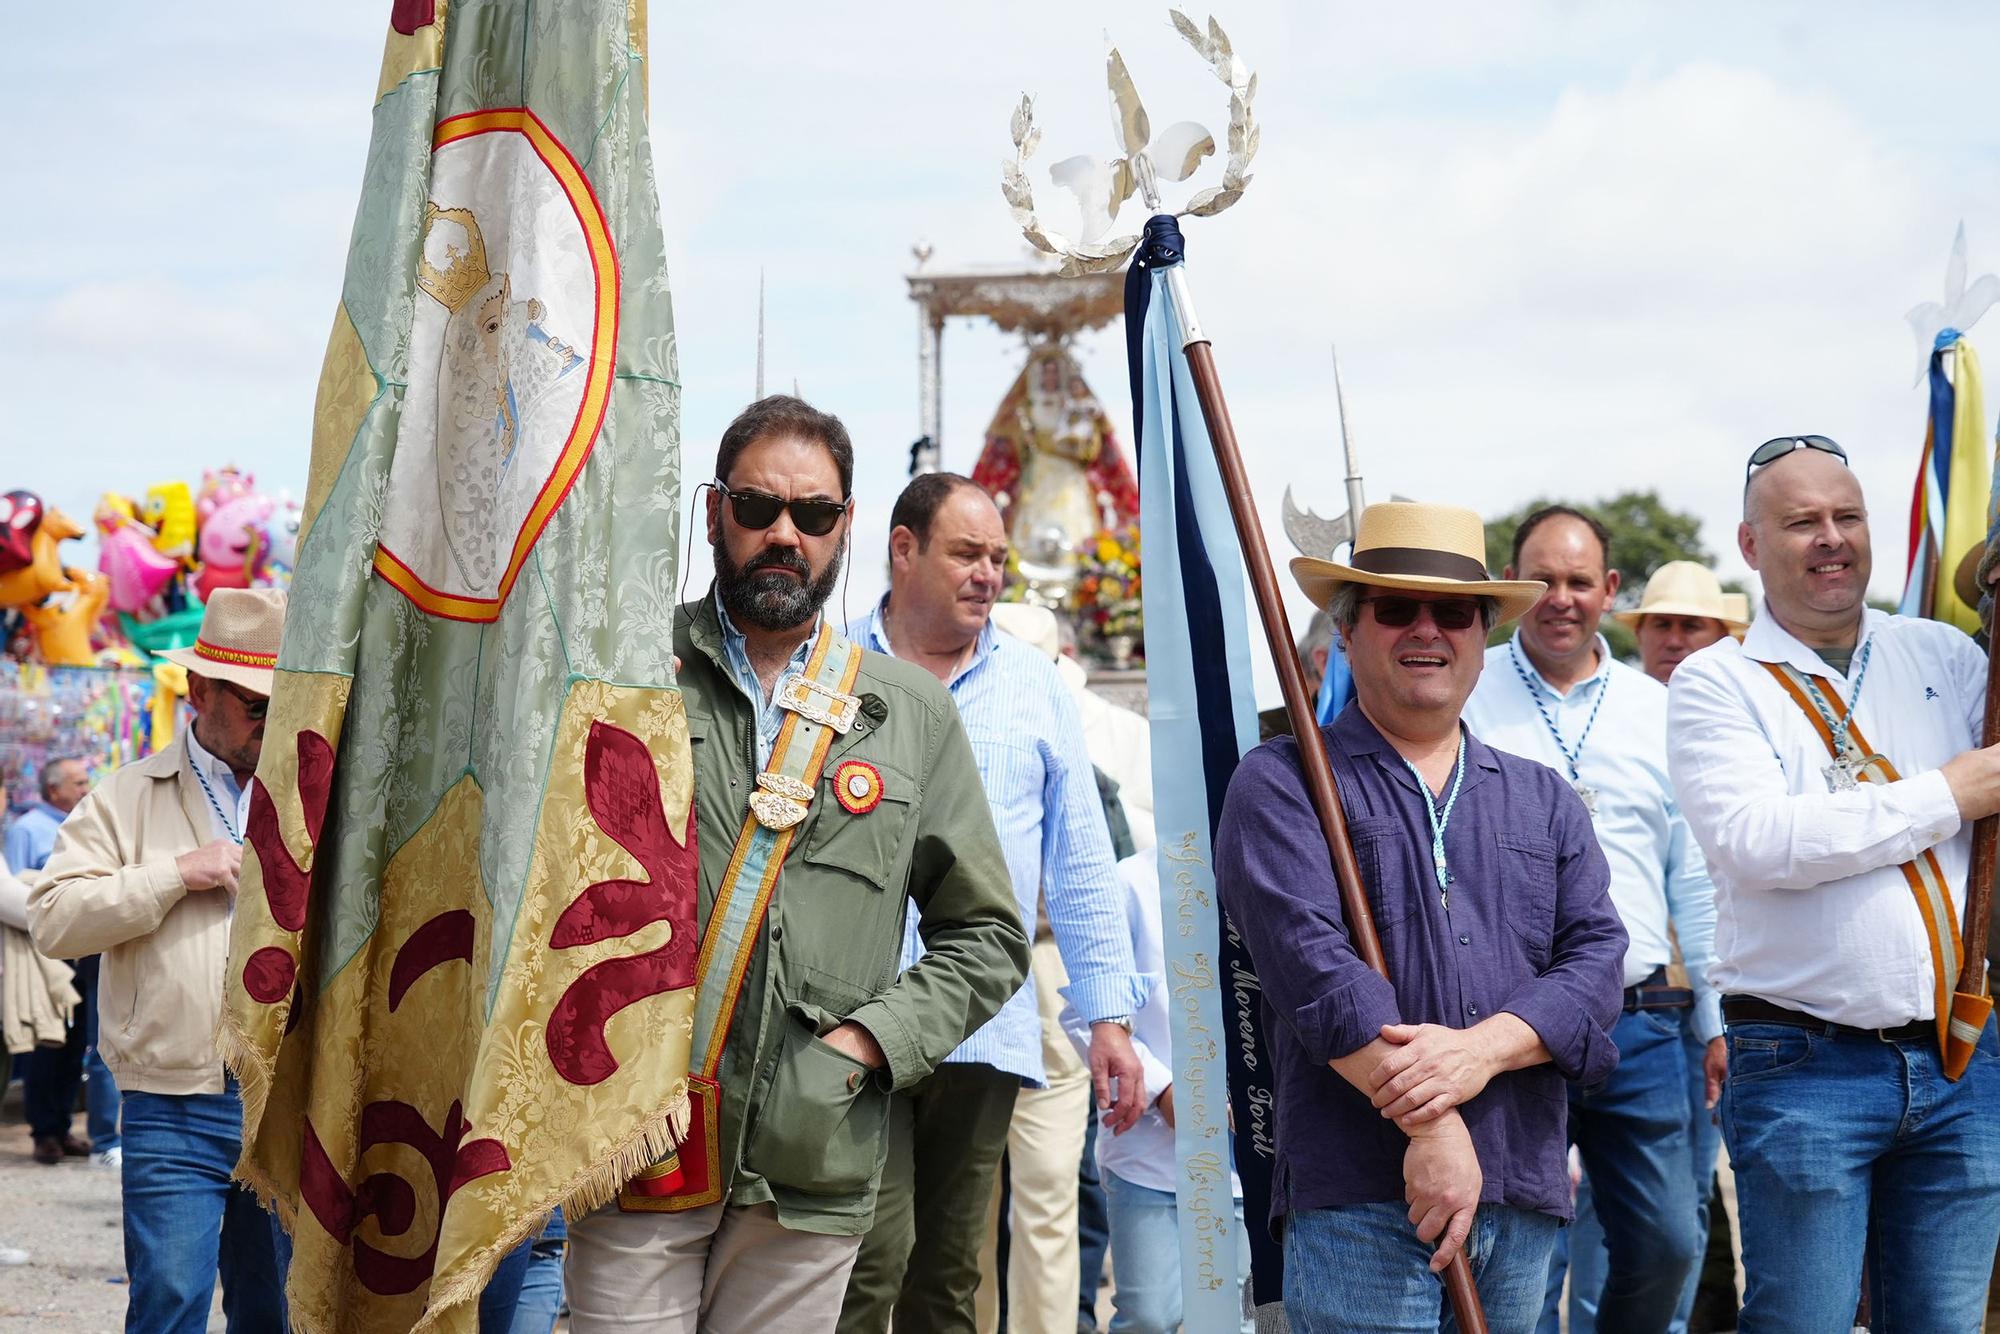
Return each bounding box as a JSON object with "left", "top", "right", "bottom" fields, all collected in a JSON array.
[
  {"left": 1623, "top": 966, "right": 1692, "bottom": 1012},
  {"left": 1722, "top": 994, "right": 1932, "bottom": 1044}
]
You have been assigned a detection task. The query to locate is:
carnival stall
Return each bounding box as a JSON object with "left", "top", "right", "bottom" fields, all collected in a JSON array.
[{"left": 0, "top": 471, "right": 298, "bottom": 797}]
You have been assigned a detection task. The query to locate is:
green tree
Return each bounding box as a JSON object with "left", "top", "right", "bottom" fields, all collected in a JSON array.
[{"left": 1482, "top": 490, "right": 1717, "bottom": 658}]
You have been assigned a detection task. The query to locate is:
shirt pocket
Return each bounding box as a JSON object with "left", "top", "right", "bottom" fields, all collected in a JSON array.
[
  {"left": 801, "top": 761, "right": 916, "bottom": 893},
  {"left": 1495, "top": 831, "right": 1559, "bottom": 965},
  {"left": 1348, "top": 817, "right": 1420, "bottom": 934}
]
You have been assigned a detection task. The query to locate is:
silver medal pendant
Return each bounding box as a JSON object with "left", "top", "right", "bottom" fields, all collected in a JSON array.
[
  {"left": 1823, "top": 751, "right": 1860, "bottom": 793},
  {"left": 1571, "top": 779, "right": 1598, "bottom": 816}
]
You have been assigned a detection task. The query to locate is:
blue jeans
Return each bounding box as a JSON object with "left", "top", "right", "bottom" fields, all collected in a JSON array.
[
  {"left": 1560, "top": 1007, "right": 1701, "bottom": 1333},
  {"left": 1722, "top": 1015, "right": 2000, "bottom": 1333},
  {"left": 1100, "top": 1170, "right": 1251, "bottom": 1333},
  {"left": 121, "top": 1080, "right": 288, "bottom": 1333},
  {"left": 1283, "top": 1200, "right": 1557, "bottom": 1333},
  {"left": 1671, "top": 1023, "right": 1723, "bottom": 1334},
  {"left": 509, "top": 1210, "right": 568, "bottom": 1334}
]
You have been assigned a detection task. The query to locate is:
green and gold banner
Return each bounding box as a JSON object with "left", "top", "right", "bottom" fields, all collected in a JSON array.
[{"left": 221, "top": 3, "right": 696, "bottom": 1329}]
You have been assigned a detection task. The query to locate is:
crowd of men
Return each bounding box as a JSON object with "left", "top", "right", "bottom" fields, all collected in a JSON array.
[{"left": 4, "top": 409, "right": 1999, "bottom": 1334}]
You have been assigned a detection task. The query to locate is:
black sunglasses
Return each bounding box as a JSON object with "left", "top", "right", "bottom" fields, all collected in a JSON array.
[
  {"left": 1362, "top": 595, "right": 1482, "bottom": 632},
  {"left": 715, "top": 481, "right": 849, "bottom": 537},
  {"left": 1744, "top": 435, "right": 1848, "bottom": 490},
  {"left": 218, "top": 680, "right": 269, "bottom": 721}
]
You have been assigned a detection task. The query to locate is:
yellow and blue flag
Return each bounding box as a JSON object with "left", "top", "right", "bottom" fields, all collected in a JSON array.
[{"left": 1902, "top": 332, "right": 1989, "bottom": 632}]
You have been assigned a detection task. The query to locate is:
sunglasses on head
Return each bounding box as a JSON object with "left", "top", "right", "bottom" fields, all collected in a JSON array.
[
  {"left": 218, "top": 680, "right": 269, "bottom": 721},
  {"left": 1744, "top": 435, "right": 1848, "bottom": 491},
  {"left": 715, "top": 481, "right": 849, "bottom": 537},
  {"left": 1362, "top": 595, "right": 1483, "bottom": 632}
]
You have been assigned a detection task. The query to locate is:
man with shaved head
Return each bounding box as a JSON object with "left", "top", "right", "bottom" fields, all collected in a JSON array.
[{"left": 1668, "top": 436, "right": 2000, "bottom": 1330}]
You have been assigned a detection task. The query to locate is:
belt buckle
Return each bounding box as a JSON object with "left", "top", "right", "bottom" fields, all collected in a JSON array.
[{"left": 775, "top": 674, "right": 859, "bottom": 734}]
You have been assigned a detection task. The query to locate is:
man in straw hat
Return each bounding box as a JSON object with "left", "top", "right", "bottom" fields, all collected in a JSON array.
[
  {"left": 1465, "top": 509, "right": 1721, "bottom": 1334},
  {"left": 1668, "top": 435, "right": 2000, "bottom": 1330},
  {"left": 1215, "top": 501, "right": 1627, "bottom": 1332},
  {"left": 1615, "top": 560, "right": 1752, "bottom": 685},
  {"left": 29, "top": 587, "right": 289, "bottom": 1331}
]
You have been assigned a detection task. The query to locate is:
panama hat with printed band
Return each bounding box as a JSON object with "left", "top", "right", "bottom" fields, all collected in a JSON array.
[
  {"left": 1290, "top": 501, "right": 1546, "bottom": 624},
  {"left": 160, "top": 587, "right": 287, "bottom": 695}
]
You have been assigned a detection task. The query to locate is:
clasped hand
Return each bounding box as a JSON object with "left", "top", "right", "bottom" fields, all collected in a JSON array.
[{"left": 1366, "top": 1022, "right": 1497, "bottom": 1130}]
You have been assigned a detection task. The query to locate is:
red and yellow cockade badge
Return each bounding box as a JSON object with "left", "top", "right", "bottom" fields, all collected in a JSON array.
[{"left": 833, "top": 759, "right": 884, "bottom": 814}]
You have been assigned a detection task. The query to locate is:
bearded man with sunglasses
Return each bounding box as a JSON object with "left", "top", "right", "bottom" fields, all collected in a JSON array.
[
  {"left": 30, "top": 587, "right": 290, "bottom": 1331},
  {"left": 1463, "top": 507, "right": 1720, "bottom": 1334},
  {"left": 562, "top": 396, "right": 1028, "bottom": 1334},
  {"left": 1216, "top": 502, "right": 1627, "bottom": 1333},
  {"left": 1668, "top": 436, "right": 2000, "bottom": 1332}
]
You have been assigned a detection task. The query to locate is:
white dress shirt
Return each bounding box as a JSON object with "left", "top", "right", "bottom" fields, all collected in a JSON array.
[
  {"left": 1667, "top": 606, "right": 1983, "bottom": 1028},
  {"left": 184, "top": 724, "right": 252, "bottom": 844},
  {"left": 1059, "top": 853, "right": 1242, "bottom": 1197},
  {"left": 1466, "top": 633, "right": 1722, "bottom": 1041}
]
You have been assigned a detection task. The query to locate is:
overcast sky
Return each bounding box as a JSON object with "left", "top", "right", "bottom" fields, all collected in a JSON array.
[{"left": 8, "top": 3, "right": 2000, "bottom": 702}]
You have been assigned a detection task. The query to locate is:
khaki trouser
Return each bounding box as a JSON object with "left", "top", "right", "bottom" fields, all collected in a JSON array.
[
  {"left": 566, "top": 1200, "right": 861, "bottom": 1333},
  {"left": 975, "top": 939, "right": 1093, "bottom": 1334}
]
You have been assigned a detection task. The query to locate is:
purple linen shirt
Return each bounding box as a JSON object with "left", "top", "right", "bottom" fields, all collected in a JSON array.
[{"left": 1214, "top": 704, "right": 1627, "bottom": 1227}]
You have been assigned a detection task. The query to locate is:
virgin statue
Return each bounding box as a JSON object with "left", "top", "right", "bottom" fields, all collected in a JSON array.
[{"left": 970, "top": 344, "right": 1138, "bottom": 593}]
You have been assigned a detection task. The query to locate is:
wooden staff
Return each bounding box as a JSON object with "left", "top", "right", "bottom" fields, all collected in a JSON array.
[
  {"left": 1957, "top": 632, "right": 2000, "bottom": 1014},
  {"left": 1167, "top": 272, "right": 1488, "bottom": 1331}
]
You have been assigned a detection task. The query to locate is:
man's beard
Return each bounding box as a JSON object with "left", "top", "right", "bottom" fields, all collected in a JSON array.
[{"left": 714, "top": 534, "right": 846, "bottom": 632}]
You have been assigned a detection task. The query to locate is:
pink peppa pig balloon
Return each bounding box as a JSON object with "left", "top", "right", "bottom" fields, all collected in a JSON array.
[
  {"left": 196, "top": 466, "right": 253, "bottom": 524},
  {"left": 191, "top": 492, "right": 274, "bottom": 603}
]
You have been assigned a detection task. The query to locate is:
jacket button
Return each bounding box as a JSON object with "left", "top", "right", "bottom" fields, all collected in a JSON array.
[
  {"left": 770, "top": 924, "right": 783, "bottom": 943},
  {"left": 1467, "top": 1005, "right": 1480, "bottom": 1017},
  {"left": 1458, "top": 934, "right": 1470, "bottom": 946},
  {"left": 846, "top": 1071, "right": 863, "bottom": 1092}
]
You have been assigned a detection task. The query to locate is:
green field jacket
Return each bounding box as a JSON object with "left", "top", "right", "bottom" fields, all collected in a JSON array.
[{"left": 673, "top": 597, "right": 1029, "bottom": 1234}]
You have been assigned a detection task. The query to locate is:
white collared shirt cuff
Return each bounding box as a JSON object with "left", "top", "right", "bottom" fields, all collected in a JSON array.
[{"left": 1902, "top": 767, "right": 1964, "bottom": 849}]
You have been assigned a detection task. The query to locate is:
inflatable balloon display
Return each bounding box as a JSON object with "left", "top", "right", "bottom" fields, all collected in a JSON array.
[
  {"left": 96, "top": 494, "right": 181, "bottom": 613},
  {"left": 21, "top": 569, "right": 109, "bottom": 667},
  {"left": 191, "top": 492, "right": 274, "bottom": 603},
  {"left": 0, "top": 491, "right": 42, "bottom": 574},
  {"left": 0, "top": 501, "right": 82, "bottom": 610},
  {"left": 195, "top": 466, "right": 252, "bottom": 524},
  {"left": 141, "top": 482, "right": 196, "bottom": 565}
]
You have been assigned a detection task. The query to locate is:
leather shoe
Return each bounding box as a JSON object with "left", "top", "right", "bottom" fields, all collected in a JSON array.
[
  {"left": 30, "top": 1137, "right": 61, "bottom": 1166},
  {"left": 59, "top": 1135, "right": 90, "bottom": 1158}
]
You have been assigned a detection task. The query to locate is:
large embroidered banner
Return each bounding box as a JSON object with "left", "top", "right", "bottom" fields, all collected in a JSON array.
[{"left": 220, "top": 4, "right": 696, "bottom": 1330}]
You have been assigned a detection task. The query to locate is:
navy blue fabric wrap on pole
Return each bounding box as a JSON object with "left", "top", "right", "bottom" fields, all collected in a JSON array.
[{"left": 1125, "top": 213, "right": 1286, "bottom": 1308}]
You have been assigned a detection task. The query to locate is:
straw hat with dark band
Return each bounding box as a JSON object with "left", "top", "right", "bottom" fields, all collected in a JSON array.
[
  {"left": 160, "top": 587, "right": 287, "bottom": 695},
  {"left": 1290, "top": 501, "right": 1547, "bottom": 624}
]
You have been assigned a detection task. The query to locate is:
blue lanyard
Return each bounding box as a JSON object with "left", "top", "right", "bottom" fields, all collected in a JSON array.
[
  {"left": 1403, "top": 731, "right": 1468, "bottom": 907},
  {"left": 1802, "top": 637, "right": 1875, "bottom": 758},
  {"left": 1507, "top": 640, "right": 1608, "bottom": 784},
  {"left": 191, "top": 758, "right": 243, "bottom": 846}
]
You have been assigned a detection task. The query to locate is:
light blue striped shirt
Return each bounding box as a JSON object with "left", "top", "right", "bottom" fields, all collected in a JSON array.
[
  {"left": 855, "top": 598, "right": 1146, "bottom": 1085},
  {"left": 1464, "top": 631, "right": 1722, "bottom": 1042},
  {"left": 713, "top": 592, "right": 822, "bottom": 768}
]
